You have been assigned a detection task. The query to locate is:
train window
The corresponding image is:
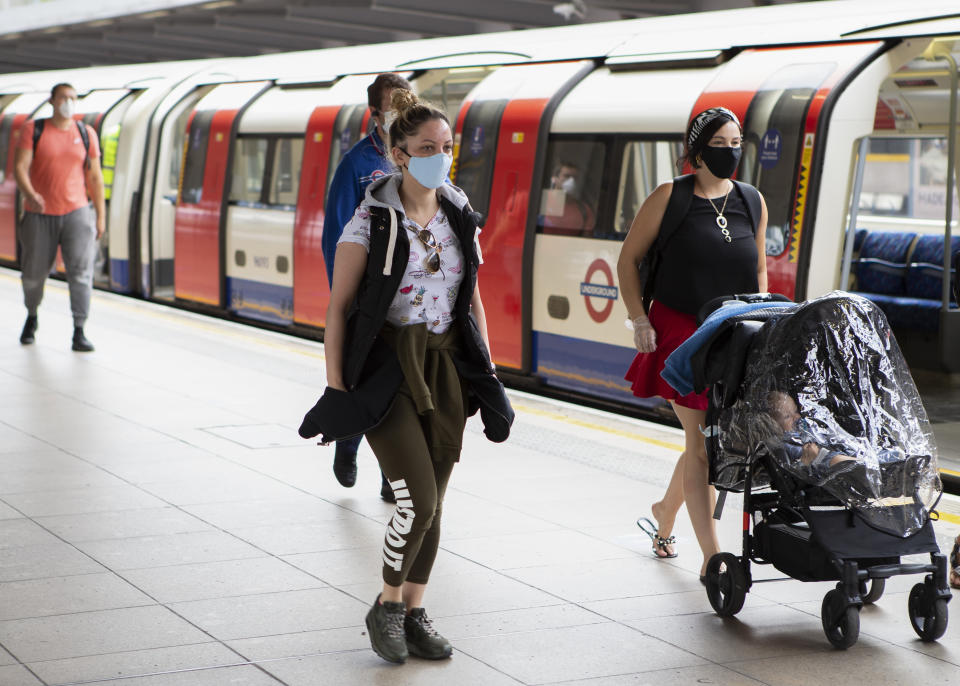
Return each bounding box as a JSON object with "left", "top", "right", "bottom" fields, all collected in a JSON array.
[
  {"left": 613, "top": 140, "right": 682, "bottom": 236},
  {"left": 538, "top": 140, "right": 606, "bottom": 237},
  {"left": 269, "top": 137, "right": 304, "bottom": 208},
  {"left": 416, "top": 67, "right": 496, "bottom": 121},
  {"left": 858, "top": 137, "right": 959, "bottom": 221},
  {"left": 180, "top": 110, "right": 214, "bottom": 205},
  {"left": 230, "top": 137, "right": 269, "bottom": 205},
  {"left": 453, "top": 99, "right": 506, "bottom": 220},
  {"left": 326, "top": 103, "right": 367, "bottom": 195}
]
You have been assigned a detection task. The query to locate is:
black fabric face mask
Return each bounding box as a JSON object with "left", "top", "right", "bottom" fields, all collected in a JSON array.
[{"left": 700, "top": 146, "right": 742, "bottom": 179}]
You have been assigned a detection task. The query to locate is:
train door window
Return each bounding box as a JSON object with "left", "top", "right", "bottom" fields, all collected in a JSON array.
[
  {"left": 416, "top": 67, "right": 496, "bottom": 122},
  {"left": 613, "top": 140, "right": 682, "bottom": 236},
  {"left": 537, "top": 140, "right": 606, "bottom": 237},
  {"left": 269, "top": 137, "right": 304, "bottom": 208},
  {"left": 326, "top": 103, "right": 367, "bottom": 194},
  {"left": 180, "top": 110, "right": 214, "bottom": 205},
  {"left": 858, "top": 137, "right": 958, "bottom": 221},
  {"left": 453, "top": 99, "right": 506, "bottom": 221},
  {"left": 230, "top": 137, "right": 269, "bottom": 206},
  {"left": 737, "top": 62, "right": 836, "bottom": 256},
  {"left": 165, "top": 87, "right": 214, "bottom": 202},
  {"left": 98, "top": 90, "right": 140, "bottom": 201}
]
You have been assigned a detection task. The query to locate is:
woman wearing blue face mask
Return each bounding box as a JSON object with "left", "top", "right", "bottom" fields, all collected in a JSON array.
[
  {"left": 320, "top": 88, "right": 512, "bottom": 664},
  {"left": 617, "top": 106, "right": 768, "bottom": 580}
]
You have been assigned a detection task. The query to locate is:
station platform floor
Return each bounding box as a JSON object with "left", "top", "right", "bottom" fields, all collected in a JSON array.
[{"left": 0, "top": 267, "right": 958, "bottom": 686}]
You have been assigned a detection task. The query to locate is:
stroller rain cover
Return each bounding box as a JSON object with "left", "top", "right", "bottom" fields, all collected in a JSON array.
[{"left": 715, "top": 292, "right": 941, "bottom": 537}]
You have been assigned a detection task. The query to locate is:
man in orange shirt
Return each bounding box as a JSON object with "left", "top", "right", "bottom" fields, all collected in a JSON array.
[{"left": 14, "top": 83, "right": 105, "bottom": 352}]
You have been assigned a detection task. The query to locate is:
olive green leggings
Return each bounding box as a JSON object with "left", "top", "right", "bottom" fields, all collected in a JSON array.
[{"left": 365, "top": 390, "right": 461, "bottom": 586}]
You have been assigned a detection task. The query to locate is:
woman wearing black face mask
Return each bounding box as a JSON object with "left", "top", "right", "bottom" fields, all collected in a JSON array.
[{"left": 616, "top": 107, "right": 768, "bottom": 578}]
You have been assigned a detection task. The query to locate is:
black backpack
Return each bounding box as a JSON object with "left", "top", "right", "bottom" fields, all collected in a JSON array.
[
  {"left": 32, "top": 118, "right": 91, "bottom": 169},
  {"left": 640, "top": 174, "right": 762, "bottom": 312}
]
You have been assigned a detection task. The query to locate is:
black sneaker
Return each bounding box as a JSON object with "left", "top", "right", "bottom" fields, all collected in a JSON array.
[
  {"left": 380, "top": 472, "right": 395, "bottom": 503},
  {"left": 404, "top": 607, "right": 453, "bottom": 659},
  {"left": 332, "top": 443, "right": 357, "bottom": 487},
  {"left": 365, "top": 594, "right": 408, "bottom": 664},
  {"left": 20, "top": 315, "right": 37, "bottom": 344},
  {"left": 72, "top": 327, "right": 94, "bottom": 352}
]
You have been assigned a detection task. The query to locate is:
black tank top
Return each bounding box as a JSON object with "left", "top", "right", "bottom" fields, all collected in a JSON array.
[{"left": 653, "top": 189, "right": 759, "bottom": 316}]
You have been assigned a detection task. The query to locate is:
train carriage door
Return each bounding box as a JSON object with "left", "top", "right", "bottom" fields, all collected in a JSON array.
[
  {"left": 173, "top": 81, "right": 271, "bottom": 307},
  {"left": 146, "top": 84, "right": 216, "bottom": 300},
  {"left": 226, "top": 85, "right": 325, "bottom": 326},
  {"left": 448, "top": 61, "right": 595, "bottom": 372},
  {"left": 834, "top": 37, "right": 960, "bottom": 373},
  {"left": 0, "top": 92, "right": 52, "bottom": 265},
  {"left": 688, "top": 41, "right": 886, "bottom": 300},
  {"left": 292, "top": 75, "right": 370, "bottom": 329},
  {"left": 81, "top": 89, "right": 140, "bottom": 289},
  {"left": 531, "top": 65, "right": 717, "bottom": 409}
]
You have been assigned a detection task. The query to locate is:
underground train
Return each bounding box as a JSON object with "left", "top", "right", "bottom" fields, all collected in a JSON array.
[{"left": 0, "top": 0, "right": 958, "bottom": 415}]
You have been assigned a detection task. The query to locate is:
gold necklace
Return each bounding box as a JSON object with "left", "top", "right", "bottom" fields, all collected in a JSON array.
[{"left": 704, "top": 185, "right": 732, "bottom": 243}]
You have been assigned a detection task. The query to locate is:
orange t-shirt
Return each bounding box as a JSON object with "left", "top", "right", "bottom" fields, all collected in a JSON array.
[{"left": 17, "top": 119, "right": 101, "bottom": 216}]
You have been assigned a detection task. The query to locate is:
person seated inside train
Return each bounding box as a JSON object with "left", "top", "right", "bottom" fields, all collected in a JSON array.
[{"left": 540, "top": 161, "right": 595, "bottom": 235}]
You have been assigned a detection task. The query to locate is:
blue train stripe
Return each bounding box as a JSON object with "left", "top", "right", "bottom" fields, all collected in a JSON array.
[
  {"left": 226, "top": 277, "right": 293, "bottom": 325},
  {"left": 533, "top": 331, "right": 664, "bottom": 410},
  {"left": 109, "top": 258, "right": 130, "bottom": 292}
]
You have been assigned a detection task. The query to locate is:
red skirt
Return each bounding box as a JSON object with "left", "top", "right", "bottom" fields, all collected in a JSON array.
[{"left": 624, "top": 301, "right": 708, "bottom": 411}]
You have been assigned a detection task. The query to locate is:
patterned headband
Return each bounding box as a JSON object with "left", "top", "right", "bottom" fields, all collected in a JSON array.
[{"left": 687, "top": 107, "right": 741, "bottom": 149}]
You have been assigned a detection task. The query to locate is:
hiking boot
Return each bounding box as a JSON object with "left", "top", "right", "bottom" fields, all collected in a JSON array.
[
  {"left": 332, "top": 443, "right": 357, "bottom": 487},
  {"left": 20, "top": 315, "right": 37, "bottom": 344},
  {"left": 72, "top": 327, "right": 94, "bottom": 352},
  {"left": 404, "top": 607, "right": 453, "bottom": 659},
  {"left": 380, "top": 472, "right": 395, "bottom": 503},
  {"left": 365, "top": 594, "right": 407, "bottom": 664}
]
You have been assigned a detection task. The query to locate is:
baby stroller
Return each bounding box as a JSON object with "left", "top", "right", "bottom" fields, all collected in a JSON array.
[{"left": 689, "top": 292, "right": 951, "bottom": 649}]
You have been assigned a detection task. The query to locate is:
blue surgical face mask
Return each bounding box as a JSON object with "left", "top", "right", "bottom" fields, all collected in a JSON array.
[{"left": 400, "top": 149, "right": 451, "bottom": 189}]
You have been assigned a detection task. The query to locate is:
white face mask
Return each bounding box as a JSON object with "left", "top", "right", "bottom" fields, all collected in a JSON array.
[
  {"left": 56, "top": 99, "right": 76, "bottom": 119},
  {"left": 560, "top": 176, "right": 577, "bottom": 195},
  {"left": 383, "top": 110, "right": 398, "bottom": 132}
]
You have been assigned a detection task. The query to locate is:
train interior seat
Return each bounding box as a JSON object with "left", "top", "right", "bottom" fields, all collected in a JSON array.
[{"left": 852, "top": 230, "right": 959, "bottom": 332}]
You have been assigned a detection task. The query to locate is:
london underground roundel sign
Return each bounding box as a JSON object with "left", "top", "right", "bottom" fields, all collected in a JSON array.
[{"left": 580, "top": 258, "right": 619, "bottom": 323}]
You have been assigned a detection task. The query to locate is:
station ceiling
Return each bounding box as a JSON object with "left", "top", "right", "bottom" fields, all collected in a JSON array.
[{"left": 0, "top": 0, "right": 796, "bottom": 73}]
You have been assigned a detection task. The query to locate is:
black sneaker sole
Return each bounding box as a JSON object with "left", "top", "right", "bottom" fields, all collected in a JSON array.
[
  {"left": 406, "top": 642, "right": 453, "bottom": 660},
  {"left": 365, "top": 610, "right": 407, "bottom": 664}
]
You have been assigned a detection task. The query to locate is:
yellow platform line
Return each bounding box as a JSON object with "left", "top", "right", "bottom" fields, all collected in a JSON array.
[
  {"left": 512, "top": 403, "right": 684, "bottom": 452},
  {"left": 938, "top": 511, "right": 960, "bottom": 526}
]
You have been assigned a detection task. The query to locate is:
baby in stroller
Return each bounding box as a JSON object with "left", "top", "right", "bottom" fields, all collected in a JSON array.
[
  {"left": 680, "top": 291, "right": 952, "bottom": 648},
  {"left": 765, "top": 390, "right": 856, "bottom": 478}
]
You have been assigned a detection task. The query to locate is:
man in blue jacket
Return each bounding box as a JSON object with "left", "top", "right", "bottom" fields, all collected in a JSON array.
[{"left": 322, "top": 72, "right": 411, "bottom": 502}]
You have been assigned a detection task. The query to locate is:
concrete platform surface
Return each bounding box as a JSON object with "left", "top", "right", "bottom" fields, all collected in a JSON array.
[{"left": 0, "top": 268, "right": 958, "bottom": 686}]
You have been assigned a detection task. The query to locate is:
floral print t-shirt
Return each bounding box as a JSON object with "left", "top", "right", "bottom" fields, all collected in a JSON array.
[{"left": 338, "top": 205, "right": 475, "bottom": 334}]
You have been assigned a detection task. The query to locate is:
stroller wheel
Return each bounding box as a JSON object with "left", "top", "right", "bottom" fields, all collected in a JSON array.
[
  {"left": 860, "top": 578, "right": 885, "bottom": 605},
  {"left": 821, "top": 589, "right": 860, "bottom": 649},
  {"left": 908, "top": 583, "right": 948, "bottom": 641},
  {"left": 704, "top": 552, "right": 747, "bottom": 617}
]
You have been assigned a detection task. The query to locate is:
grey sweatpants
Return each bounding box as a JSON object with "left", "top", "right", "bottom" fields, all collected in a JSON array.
[{"left": 20, "top": 206, "right": 96, "bottom": 328}]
